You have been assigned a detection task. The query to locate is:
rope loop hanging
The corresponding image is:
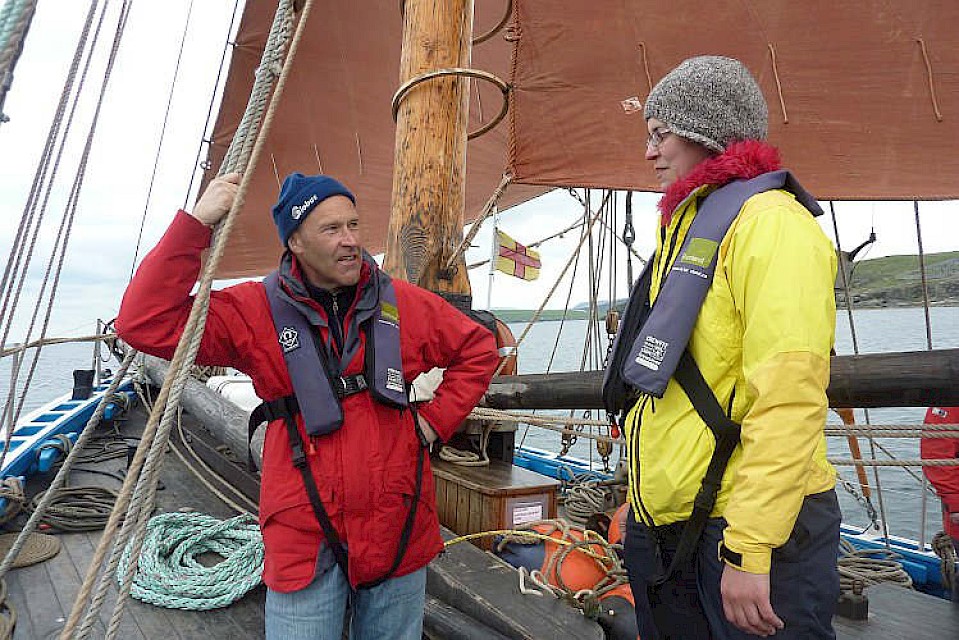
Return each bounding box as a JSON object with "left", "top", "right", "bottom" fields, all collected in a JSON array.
[{"left": 391, "top": 67, "right": 510, "bottom": 140}]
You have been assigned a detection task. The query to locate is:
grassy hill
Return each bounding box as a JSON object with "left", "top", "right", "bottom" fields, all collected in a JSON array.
[{"left": 841, "top": 251, "right": 959, "bottom": 307}]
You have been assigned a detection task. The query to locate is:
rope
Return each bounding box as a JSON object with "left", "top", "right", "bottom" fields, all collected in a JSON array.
[
  {"left": 837, "top": 538, "right": 913, "bottom": 592},
  {"left": 0, "top": 350, "right": 135, "bottom": 581},
  {"left": 561, "top": 481, "right": 608, "bottom": 525},
  {"left": 0, "top": 532, "right": 60, "bottom": 567},
  {"left": 915, "top": 38, "right": 943, "bottom": 122},
  {"left": 0, "top": 0, "right": 36, "bottom": 73},
  {"left": 931, "top": 532, "right": 957, "bottom": 592},
  {"left": 0, "top": 579, "right": 15, "bottom": 640},
  {"left": 0, "top": 0, "right": 106, "bottom": 460},
  {"left": 116, "top": 512, "right": 263, "bottom": 610},
  {"left": 766, "top": 43, "right": 788, "bottom": 124},
  {"left": 66, "top": 2, "right": 312, "bottom": 637},
  {"left": 445, "top": 172, "right": 512, "bottom": 271},
  {"left": 28, "top": 485, "right": 118, "bottom": 532},
  {"left": 0, "top": 478, "right": 24, "bottom": 525},
  {"left": 438, "top": 422, "right": 493, "bottom": 467},
  {"left": 128, "top": 0, "right": 198, "bottom": 281},
  {"left": 493, "top": 519, "right": 628, "bottom": 617},
  {"left": 494, "top": 192, "right": 611, "bottom": 376}
]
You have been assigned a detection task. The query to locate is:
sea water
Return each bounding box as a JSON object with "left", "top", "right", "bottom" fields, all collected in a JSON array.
[{"left": 1, "top": 307, "right": 956, "bottom": 542}]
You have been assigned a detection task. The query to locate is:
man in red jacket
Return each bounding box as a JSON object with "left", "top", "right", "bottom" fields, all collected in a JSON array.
[
  {"left": 921, "top": 406, "right": 959, "bottom": 599},
  {"left": 116, "top": 172, "right": 498, "bottom": 640}
]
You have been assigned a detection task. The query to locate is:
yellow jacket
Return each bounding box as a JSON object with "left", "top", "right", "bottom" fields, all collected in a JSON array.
[{"left": 625, "top": 184, "right": 837, "bottom": 574}]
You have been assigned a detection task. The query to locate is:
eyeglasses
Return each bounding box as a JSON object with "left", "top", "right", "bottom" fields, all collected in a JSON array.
[{"left": 646, "top": 127, "right": 672, "bottom": 149}]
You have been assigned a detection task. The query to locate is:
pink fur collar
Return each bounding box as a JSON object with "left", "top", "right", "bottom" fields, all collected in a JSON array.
[{"left": 658, "top": 140, "right": 782, "bottom": 224}]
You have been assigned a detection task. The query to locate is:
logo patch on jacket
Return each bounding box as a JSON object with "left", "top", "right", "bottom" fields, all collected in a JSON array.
[
  {"left": 386, "top": 368, "right": 404, "bottom": 393},
  {"left": 278, "top": 327, "right": 300, "bottom": 352},
  {"left": 379, "top": 301, "right": 399, "bottom": 327},
  {"left": 679, "top": 237, "right": 719, "bottom": 268},
  {"left": 635, "top": 335, "right": 668, "bottom": 371}
]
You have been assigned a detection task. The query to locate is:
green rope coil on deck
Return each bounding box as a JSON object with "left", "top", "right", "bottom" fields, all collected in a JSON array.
[{"left": 116, "top": 512, "right": 263, "bottom": 610}]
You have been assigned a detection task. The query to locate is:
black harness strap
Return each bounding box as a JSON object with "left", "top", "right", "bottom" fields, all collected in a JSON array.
[
  {"left": 653, "top": 348, "right": 741, "bottom": 584},
  {"left": 247, "top": 392, "right": 427, "bottom": 590}
]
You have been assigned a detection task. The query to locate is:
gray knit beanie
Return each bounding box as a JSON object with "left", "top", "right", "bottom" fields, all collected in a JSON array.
[{"left": 644, "top": 56, "right": 768, "bottom": 152}]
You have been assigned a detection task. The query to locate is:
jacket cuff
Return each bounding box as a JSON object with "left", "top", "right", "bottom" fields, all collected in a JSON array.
[
  {"left": 416, "top": 402, "right": 453, "bottom": 443},
  {"left": 172, "top": 210, "right": 214, "bottom": 247},
  {"left": 719, "top": 539, "right": 771, "bottom": 574}
]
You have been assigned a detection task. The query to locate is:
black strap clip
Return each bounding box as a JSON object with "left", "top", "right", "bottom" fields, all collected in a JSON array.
[{"left": 334, "top": 373, "right": 368, "bottom": 398}]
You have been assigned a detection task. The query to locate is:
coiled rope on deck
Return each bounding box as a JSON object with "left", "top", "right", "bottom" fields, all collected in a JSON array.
[
  {"left": 837, "top": 538, "right": 913, "bottom": 592},
  {"left": 931, "top": 531, "right": 957, "bottom": 592},
  {"left": 116, "top": 512, "right": 263, "bottom": 610},
  {"left": 28, "top": 485, "right": 117, "bottom": 532}
]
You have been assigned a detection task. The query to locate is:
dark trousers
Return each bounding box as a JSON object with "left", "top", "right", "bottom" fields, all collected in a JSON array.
[{"left": 623, "top": 490, "right": 841, "bottom": 639}]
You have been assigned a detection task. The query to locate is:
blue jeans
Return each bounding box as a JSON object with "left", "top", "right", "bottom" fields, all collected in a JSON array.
[{"left": 265, "top": 567, "right": 426, "bottom": 640}]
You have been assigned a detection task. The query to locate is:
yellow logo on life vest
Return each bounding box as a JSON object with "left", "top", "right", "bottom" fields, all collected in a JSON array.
[
  {"left": 380, "top": 302, "right": 399, "bottom": 326},
  {"left": 680, "top": 238, "right": 719, "bottom": 268}
]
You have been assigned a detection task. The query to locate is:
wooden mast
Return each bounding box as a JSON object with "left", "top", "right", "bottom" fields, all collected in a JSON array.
[{"left": 384, "top": 0, "right": 474, "bottom": 301}]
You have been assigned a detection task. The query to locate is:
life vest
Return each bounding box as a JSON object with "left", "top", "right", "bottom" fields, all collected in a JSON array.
[
  {"left": 601, "top": 170, "right": 823, "bottom": 579},
  {"left": 250, "top": 262, "right": 427, "bottom": 590},
  {"left": 262, "top": 266, "right": 407, "bottom": 437}
]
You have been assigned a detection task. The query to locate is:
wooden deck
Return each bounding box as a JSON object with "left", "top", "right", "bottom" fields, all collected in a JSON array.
[
  {"left": 3, "top": 404, "right": 265, "bottom": 640},
  {"left": 3, "top": 401, "right": 957, "bottom": 639},
  {"left": 835, "top": 582, "right": 959, "bottom": 639}
]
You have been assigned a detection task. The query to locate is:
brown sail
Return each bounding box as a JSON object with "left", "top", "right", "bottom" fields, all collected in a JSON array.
[{"left": 205, "top": 0, "right": 959, "bottom": 278}]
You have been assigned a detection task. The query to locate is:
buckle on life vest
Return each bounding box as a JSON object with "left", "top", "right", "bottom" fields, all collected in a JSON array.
[{"left": 335, "top": 373, "right": 368, "bottom": 398}]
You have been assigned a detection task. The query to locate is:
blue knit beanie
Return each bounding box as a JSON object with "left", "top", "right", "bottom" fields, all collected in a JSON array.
[{"left": 271, "top": 173, "right": 356, "bottom": 246}]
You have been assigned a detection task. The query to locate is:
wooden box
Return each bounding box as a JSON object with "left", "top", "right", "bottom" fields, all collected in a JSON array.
[{"left": 432, "top": 458, "right": 560, "bottom": 550}]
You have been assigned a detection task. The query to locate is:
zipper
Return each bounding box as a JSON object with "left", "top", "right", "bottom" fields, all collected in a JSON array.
[{"left": 628, "top": 395, "right": 658, "bottom": 527}]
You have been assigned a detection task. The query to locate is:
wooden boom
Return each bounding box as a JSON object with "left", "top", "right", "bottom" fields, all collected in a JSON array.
[{"left": 484, "top": 349, "right": 959, "bottom": 410}]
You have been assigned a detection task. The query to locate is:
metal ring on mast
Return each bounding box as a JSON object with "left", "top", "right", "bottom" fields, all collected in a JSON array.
[
  {"left": 391, "top": 67, "right": 510, "bottom": 140},
  {"left": 472, "top": 0, "right": 513, "bottom": 44}
]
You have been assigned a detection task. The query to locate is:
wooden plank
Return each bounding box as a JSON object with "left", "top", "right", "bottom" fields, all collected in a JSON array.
[
  {"left": 455, "top": 482, "right": 470, "bottom": 535},
  {"left": 834, "top": 583, "right": 959, "bottom": 639}
]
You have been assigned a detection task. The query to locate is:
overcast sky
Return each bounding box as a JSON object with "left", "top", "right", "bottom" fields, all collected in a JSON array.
[{"left": 1, "top": 1, "right": 956, "bottom": 339}]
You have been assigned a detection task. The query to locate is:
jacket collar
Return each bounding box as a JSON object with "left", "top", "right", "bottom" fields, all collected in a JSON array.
[
  {"left": 658, "top": 140, "right": 782, "bottom": 224},
  {"left": 277, "top": 250, "right": 378, "bottom": 324}
]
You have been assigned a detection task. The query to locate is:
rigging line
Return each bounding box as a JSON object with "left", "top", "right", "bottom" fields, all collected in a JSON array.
[
  {"left": 127, "top": 0, "right": 197, "bottom": 283},
  {"left": 0, "top": 0, "right": 110, "bottom": 440},
  {"left": 829, "top": 201, "right": 890, "bottom": 545},
  {"left": 446, "top": 172, "right": 512, "bottom": 271},
  {"left": 766, "top": 43, "right": 788, "bottom": 124},
  {"left": 181, "top": 0, "right": 242, "bottom": 211},
  {"left": 495, "top": 191, "right": 612, "bottom": 377},
  {"left": 2, "top": 0, "right": 133, "bottom": 477},
  {"left": 913, "top": 202, "right": 934, "bottom": 350},
  {"left": 70, "top": 2, "right": 310, "bottom": 637},
  {"left": 565, "top": 188, "right": 645, "bottom": 262},
  {"left": 0, "top": 0, "right": 101, "bottom": 338}
]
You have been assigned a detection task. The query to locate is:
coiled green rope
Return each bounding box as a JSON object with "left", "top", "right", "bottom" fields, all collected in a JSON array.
[{"left": 117, "top": 512, "right": 263, "bottom": 610}]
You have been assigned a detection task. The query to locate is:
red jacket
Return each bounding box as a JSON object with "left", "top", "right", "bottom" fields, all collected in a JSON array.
[
  {"left": 116, "top": 212, "right": 498, "bottom": 590},
  {"left": 921, "top": 406, "right": 959, "bottom": 539}
]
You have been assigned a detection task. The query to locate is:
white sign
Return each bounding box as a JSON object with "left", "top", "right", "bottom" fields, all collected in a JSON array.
[{"left": 512, "top": 503, "right": 543, "bottom": 525}]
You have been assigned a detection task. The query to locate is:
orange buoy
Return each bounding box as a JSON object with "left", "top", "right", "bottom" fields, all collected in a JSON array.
[{"left": 494, "top": 318, "right": 517, "bottom": 375}]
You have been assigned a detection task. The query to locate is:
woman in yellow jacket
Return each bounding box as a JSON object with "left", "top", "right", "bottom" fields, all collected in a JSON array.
[{"left": 613, "top": 56, "right": 840, "bottom": 639}]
